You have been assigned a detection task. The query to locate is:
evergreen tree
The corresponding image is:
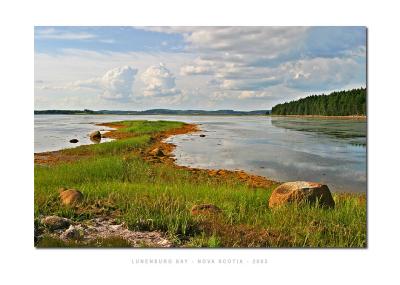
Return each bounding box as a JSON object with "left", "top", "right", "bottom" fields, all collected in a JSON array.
[{"left": 271, "top": 88, "right": 366, "bottom": 116}]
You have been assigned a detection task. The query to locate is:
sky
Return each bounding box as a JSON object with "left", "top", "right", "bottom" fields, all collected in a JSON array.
[{"left": 34, "top": 26, "right": 366, "bottom": 111}]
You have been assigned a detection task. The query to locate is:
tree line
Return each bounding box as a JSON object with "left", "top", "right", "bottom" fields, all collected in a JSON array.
[{"left": 271, "top": 88, "right": 366, "bottom": 116}]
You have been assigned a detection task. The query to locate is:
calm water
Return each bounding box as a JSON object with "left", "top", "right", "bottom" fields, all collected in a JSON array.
[{"left": 35, "top": 115, "right": 367, "bottom": 192}]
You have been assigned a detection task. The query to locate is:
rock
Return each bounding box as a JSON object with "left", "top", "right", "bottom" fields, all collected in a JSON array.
[
  {"left": 200, "top": 134, "right": 206, "bottom": 137},
  {"left": 41, "top": 215, "right": 71, "bottom": 231},
  {"left": 150, "top": 148, "right": 165, "bottom": 157},
  {"left": 69, "top": 139, "right": 79, "bottom": 143},
  {"left": 89, "top": 131, "right": 101, "bottom": 142},
  {"left": 191, "top": 204, "right": 221, "bottom": 215},
  {"left": 61, "top": 225, "right": 83, "bottom": 240},
  {"left": 59, "top": 188, "right": 83, "bottom": 205},
  {"left": 268, "top": 181, "right": 335, "bottom": 209}
]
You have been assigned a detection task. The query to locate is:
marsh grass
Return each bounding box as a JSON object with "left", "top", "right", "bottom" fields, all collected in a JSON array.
[
  {"left": 34, "top": 120, "right": 366, "bottom": 248},
  {"left": 118, "top": 120, "right": 185, "bottom": 134}
]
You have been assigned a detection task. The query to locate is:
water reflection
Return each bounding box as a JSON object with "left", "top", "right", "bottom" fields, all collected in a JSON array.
[
  {"left": 167, "top": 116, "right": 367, "bottom": 192},
  {"left": 271, "top": 117, "right": 367, "bottom": 146}
]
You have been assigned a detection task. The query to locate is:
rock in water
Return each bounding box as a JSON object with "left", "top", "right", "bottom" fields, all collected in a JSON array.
[
  {"left": 69, "top": 139, "right": 79, "bottom": 143},
  {"left": 268, "top": 181, "right": 335, "bottom": 209},
  {"left": 41, "top": 215, "right": 71, "bottom": 231},
  {"left": 59, "top": 188, "right": 83, "bottom": 205},
  {"left": 200, "top": 134, "right": 206, "bottom": 137},
  {"left": 89, "top": 131, "right": 101, "bottom": 142},
  {"left": 191, "top": 204, "right": 221, "bottom": 215}
]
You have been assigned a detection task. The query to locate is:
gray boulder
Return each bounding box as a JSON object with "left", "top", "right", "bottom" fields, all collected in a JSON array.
[{"left": 41, "top": 215, "right": 71, "bottom": 231}]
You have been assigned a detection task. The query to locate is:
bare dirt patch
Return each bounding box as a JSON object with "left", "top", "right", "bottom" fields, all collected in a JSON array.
[{"left": 36, "top": 216, "right": 173, "bottom": 248}]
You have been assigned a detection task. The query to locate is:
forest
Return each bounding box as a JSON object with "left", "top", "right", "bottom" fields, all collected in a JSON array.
[{"left": 271, "top": 88, "right": 366, "bottom": 116}]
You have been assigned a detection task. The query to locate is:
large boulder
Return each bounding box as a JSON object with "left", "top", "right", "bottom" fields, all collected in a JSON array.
[
  {"left": 268, "top": 181, "right": 335, "bottom": 209},
  {"left": 89, "top": 131, "right": 101, "bottom": 142},
  {"left": 59, "top": 188, "right": 83, "bottom": 206},
  {"left": 41, "top": 215, "right": 71, "bottom": 231}
]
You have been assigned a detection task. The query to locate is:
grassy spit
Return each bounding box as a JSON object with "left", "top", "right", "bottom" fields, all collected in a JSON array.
[{"left": 34, "top": 120, "right": 366, "bottom": 248}]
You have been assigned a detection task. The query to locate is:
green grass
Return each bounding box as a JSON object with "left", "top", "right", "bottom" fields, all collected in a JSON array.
[
  {"left": 119, "top": 120, "right": 185, "bottom": 134},
  {"left": 34, "top": 120, "right": 367, "bottom": 248}
]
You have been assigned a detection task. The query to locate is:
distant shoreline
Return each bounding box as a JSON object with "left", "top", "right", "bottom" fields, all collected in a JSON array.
[
  {"left": 34, "top": 113, "right": 269, "bottom": 117},
  {"left": 34, "top": 109, "right": 270, "bottom": 116},
  {"left": 269, "top": 114, "right": 367, "bottom": 120}
]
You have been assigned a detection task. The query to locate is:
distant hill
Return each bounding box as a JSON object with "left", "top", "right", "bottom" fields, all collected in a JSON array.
[
  {"left": 271, "top": 88, "right": 366, "bottom": 116},
  {"left": 34, "top": 109, "right": 271, "bottom": 116}
]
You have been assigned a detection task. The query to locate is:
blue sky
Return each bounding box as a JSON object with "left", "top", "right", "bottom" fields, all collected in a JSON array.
[
  {"left": 34, "top": 26, "right": 366, "bottom": 110},
  {"left": 35, "top": 27, "right": 186, "bottom": 53}
]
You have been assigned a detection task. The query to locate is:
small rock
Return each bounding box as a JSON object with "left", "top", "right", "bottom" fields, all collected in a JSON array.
[
  {"left": 59, "top": 188, "right": 83, "bottom": 205},
  {"left": 41, "top": 215, "right": 71, "bottom": 231},
  {"left": 268, "top": 181, "right": 335, "bottom": 209},
  {"left": 150, "top": 148, "right": 165, "bottom": 157},
  {"left": 89, "top": 131, "right": 101, "bottom": 142},
  {"left": 200, "top": 134, "right": 206, "bottom": 137},
  {"left": 61, "top": 225, "right": 84, "bottom": 240},
  {"left": 69, "top": 139, "right": 79, "bottom": 143},
  {"left": 191, "top": 204, "right": 221, "bottom": 215}
]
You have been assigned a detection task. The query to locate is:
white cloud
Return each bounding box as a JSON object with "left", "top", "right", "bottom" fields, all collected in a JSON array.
[
  {"left": 210, "top": 91, "right": 231, "bottom": 101},
  {"left": 143, "top": 27, "right": 365, "bottom": 102},
  {"left": 180, "top": 64, "right": 213, "bottom": 76},
  {"left": 141, "top": 63, "right": 181, "bottom": 97},
  {"left": 98, "top": 66, "right": 138, "bottom": 100},
  {"left": 282, "top": 57, "right": 360, "bottom": 91},
  {"left": 142, "top": 27, "right": 308, "bottom": 57},
  {"left": 35, "top": 27, "right": 366, "bottom": 110},
  {"left": 38, "top": 66, "right": 138, "bottom": 101},
  {"left": 35, "top": 28, "right": 97, "bottom": 40},
  {"left": 238, "top": 91, "right": 271, "bottom": 99}
]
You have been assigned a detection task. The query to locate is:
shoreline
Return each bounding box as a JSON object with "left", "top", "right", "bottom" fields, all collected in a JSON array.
[
  {"left": 34, "top": 121, "right": 277, "bottom": 189},
  {"left": 269, "top": 114, "right": 367, "bottom": 120},
  {"left": 34, "top": 119, "right": 366, "bottom": 248},
  {"left": 100, "top": 122, "right": 278, "bottom": 189},
  {"left": 34, "top": 120, "right": 365, "bottom": 193}
]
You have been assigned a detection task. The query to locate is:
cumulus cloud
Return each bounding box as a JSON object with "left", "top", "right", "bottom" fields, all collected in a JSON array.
[
  {"left": 97, "top": 66, "right": 138, "bottom": 100},
  {"left": 38, "top": 66, "right": 138, "bottom": 101},
  {"left": 141, "top": 63, "right": 181, "bottom": 97},
  {"left": 35, "top": 27, "right": 366, "bottom": 110},
  {"left": 143, "top": 26, "right": 366, "bottom": 104}
]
